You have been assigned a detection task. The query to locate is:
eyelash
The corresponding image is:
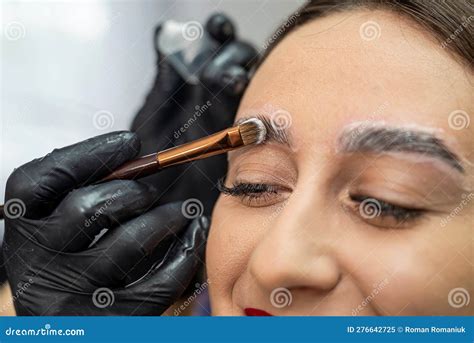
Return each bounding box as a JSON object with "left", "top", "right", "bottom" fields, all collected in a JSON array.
[
  {"left": 217, "top": 180, "right": 285, "bottom": 207},
  {"left": 348, "top": 194, "right": 425, "bottom": 226},
  {"left": 218, "top": 180, "right": 426, "bottom": 227}
]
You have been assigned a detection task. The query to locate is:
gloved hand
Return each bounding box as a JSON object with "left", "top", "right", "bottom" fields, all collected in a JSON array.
[
  {"left": 3, "top": 131, "right": 209, "bottom": 315},
  {"left": 131, "top": 13, "right": 258, "bottom": 214}
]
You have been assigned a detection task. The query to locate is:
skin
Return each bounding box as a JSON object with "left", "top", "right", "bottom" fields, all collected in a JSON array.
[{"left": 206, "top": 9, "right": 473, "bottom": 315}]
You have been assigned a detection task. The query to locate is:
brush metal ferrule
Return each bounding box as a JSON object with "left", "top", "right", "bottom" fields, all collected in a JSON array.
[{"left": 157, "top": 126, "right": 243, "bottom": 168}]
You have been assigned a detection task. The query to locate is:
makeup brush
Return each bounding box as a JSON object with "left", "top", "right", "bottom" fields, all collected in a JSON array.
[
  {"left": 99, "top": 118, "right": 266, "bottom": 182},
  {"left": 0, "top": 118, "right": 266, "bottom": 219}
]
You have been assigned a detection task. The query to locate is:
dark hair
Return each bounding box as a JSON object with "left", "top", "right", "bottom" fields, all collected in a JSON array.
[{"left": 259, "top": 0, "right": 473, "bottom": 69}]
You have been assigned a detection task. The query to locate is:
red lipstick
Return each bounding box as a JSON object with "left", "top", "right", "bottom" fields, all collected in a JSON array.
[{"left": 244, "top": 308, "right": 273, "bottom": 316}]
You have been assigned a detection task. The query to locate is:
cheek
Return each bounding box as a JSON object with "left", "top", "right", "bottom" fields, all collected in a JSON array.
[
  {"left": 348, "top": 221, "right": 473, "bottom": 315},
  {"left": 206, "top": 196, "right": 264, "bottom": 308}
]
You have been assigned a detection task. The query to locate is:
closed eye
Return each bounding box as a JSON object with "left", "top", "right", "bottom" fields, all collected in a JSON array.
[
  {"left": 347, "top": 194, "right": 426, "bottom": 228},
  {"left": 217, "top": 179, "right": 290, "bottom": 207}
]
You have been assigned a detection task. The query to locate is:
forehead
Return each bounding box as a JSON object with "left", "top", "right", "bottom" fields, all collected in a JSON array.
[{"left": 236, "top": 9, "right": 473, "bottom": 158}]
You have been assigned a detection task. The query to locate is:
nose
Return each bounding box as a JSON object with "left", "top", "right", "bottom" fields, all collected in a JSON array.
[{"left": 248, "top": 198, "right": 342, "bottom": 293}]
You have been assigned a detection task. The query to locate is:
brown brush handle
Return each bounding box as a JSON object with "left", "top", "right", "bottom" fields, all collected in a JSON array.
[
  {"left": 99, "top": 153, "right": 161, "bottom": 183},
  {"left": 0, "top": 124, "right": 246, "bottom": 219}
]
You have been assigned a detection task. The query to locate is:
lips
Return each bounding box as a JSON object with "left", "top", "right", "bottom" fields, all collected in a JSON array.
[{"left": 244, "top": 308, "right": 273, "bottom": 316}]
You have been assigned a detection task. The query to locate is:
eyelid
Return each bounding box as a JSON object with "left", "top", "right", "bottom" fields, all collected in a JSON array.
[
  {"left": 332, "top": 154, "right": 466, "bottom": 212},
  {"left": 233, "top": 165, "right": 296, "bottom": 187},
  {"left": 227, "top": 142, "right": 292, "bottom": 167},
  {"left": 218, "top": 180, "right": 291, "bottom": 207},
  {"left": 341, "top": 192, "right": 426, "bottom": 229},
  {"left": 227, "top": 145, "right": 298, "bottom": 188}
]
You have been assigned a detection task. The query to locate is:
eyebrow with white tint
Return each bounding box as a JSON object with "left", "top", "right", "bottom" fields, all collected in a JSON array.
[
  {"left": 235, "top": 114, "right": 292, "bottom": 147},
  {"left": 338, "top": 122, "right": 464, "bottom": 173}
]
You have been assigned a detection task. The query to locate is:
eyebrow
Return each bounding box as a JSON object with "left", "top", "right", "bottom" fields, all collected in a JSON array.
[
  {"left": 236, "top": 114, "right": 292, "bottom": 147},
  {"left": 338, "top": 123, "right": 464, "bottom": 173}
]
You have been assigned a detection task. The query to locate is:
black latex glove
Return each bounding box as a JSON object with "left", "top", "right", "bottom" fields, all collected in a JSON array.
[
  {"left": 3, "top": 131, "right": 209, "bottom": 315},
  {"left": 131, "top": 13, "right": 258, "bottom": 214}
]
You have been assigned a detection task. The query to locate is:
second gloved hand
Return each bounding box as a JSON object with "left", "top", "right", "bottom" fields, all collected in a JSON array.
[
  {"left": 131, "top": 13, "right": 258, "bottom": 214},
  {"left": 3, "top": 131, "right": 208, "bottom": 315}
]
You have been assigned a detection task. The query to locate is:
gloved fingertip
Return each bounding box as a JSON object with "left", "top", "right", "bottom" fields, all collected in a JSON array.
[
  {"left": 220, "top": 65, "right": 249, "bottom": 96},
  {"left": 181, "top": 216, "right": 210, "bottom": 252},
  {"left": 92, "top": 131, "right": 141, "bottom": 169},
  {"left": 131, "top": 178, "right": 158, "bottom": 195},
  {"left": 153, "top": 24, "right": 163, "bottom": 54},
  {"left": 198, "top": 217, "right": 211, "bottom": 242},
  {"left": 152, "top": 23, "right": 183, "bottom": 91},
  {"left": 163, "top": 201, "right": 185, "bottom": 214},
  {"left": 101, "top": 130, "right": 140, "bottom": 151},
  {"left": 206, "top": 13, "right": 235, "bottom": 44},
  {"left": 118, "top": 131, "right": 141, "bottom": 150},
  {"left": 198, "top": 216, "right": 210, "bottom": 232}
]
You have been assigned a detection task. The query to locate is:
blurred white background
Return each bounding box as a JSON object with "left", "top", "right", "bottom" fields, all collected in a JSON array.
[{"left": 0, "top": 0, "right": 304, "bottom": 237}]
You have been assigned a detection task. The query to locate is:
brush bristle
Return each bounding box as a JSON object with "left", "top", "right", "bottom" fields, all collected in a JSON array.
[{"left": 239, "top": 118, "right": 267, "bottom": 145}]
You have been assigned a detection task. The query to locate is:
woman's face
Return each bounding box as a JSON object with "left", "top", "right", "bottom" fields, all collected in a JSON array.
[{"left": 206, "top": 10, "right": 473, "bottom": 315}]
